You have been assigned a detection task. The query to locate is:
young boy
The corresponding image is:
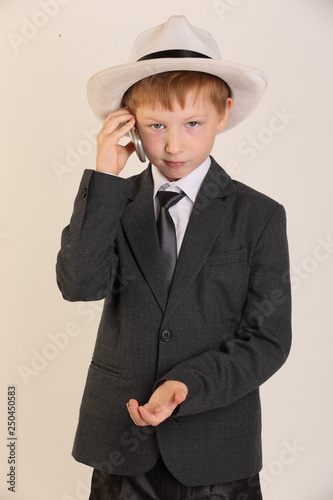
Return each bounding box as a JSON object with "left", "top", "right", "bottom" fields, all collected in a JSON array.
[{"left": 57, "top": 16, "right": 291, "bottom": 499}]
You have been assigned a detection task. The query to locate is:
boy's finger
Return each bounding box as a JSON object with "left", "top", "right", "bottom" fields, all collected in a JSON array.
[
  {"left": 101, "top": 116, "right": 135, "bottom": 136},
  {"left": 138, "top": 403, "right": 176, "bottom": 426},
  {"left": 175, "top": 390, "right": 187, "bottom": 405},
  {"left": 138, "top": 406, "right": 164, "bottom": 426},
  {"left": 103, "top": 109, "right": 135, "bottom": 129},
  {"left": 105, "top": 107, "right": 134, "bottom": 120},
  {"left": 126, "top": 400, "right": 150, "bottom": 426}
]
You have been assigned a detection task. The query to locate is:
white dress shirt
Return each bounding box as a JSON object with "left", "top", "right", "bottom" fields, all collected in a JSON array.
[{"left": 152, "top": 157, "right": 211, "bottom": 255}]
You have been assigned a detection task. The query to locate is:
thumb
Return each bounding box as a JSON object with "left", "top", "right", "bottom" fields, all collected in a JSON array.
[{"left": 175, "top": 389, "right": 187, "bottom": 405}]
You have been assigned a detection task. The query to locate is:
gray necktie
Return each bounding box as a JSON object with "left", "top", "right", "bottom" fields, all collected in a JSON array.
[{"left": 156, "top": 190, "right": 185, "bottom": 291}]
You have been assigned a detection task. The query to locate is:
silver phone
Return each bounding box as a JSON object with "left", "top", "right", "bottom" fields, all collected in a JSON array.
[{"left": 128, "top": 127, "right": 146, "bottom": 163}]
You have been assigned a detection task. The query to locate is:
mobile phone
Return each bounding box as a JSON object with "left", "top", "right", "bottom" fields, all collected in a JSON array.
[{"left": 128, "top": 126, "right": 146, "bottom": 163}]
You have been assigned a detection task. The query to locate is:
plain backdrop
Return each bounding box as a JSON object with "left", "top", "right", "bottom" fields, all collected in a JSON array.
[{"left": 1, "top": 0, "right": 332, "bottom": 498}]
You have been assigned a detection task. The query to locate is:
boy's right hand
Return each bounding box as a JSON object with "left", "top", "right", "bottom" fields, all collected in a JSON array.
[{"left": 96, "top": 108, "right": 136, "bottom": 175}]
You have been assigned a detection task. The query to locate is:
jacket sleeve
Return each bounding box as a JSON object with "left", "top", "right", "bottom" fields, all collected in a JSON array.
[
  {"left": 56, "top": 170, "right": 131, "bottom": 302},
  {"left": 158, "top": 203, "right": 292, "bottom": 414}
]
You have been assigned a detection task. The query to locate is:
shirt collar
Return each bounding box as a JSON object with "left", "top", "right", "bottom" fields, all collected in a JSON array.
[{"left": 151, "top": 157, "right": 211, "bottom": 203}]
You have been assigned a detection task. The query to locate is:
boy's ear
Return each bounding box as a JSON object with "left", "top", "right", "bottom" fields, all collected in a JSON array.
[{"left": 217, "top": 98, "right": 233, "bottom": 132}]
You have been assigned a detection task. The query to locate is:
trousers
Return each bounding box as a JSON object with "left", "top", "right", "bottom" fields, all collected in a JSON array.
[{"left": 89, "top": 457, "right": 263, "bottom": 500}]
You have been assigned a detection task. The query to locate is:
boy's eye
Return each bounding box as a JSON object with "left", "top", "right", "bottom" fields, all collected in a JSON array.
[
  {"left": 150, "top": 124, "right": 165, "bottom": 130},
  {"left": 186, "top": 121, "right": 199, "bottom": 128}
]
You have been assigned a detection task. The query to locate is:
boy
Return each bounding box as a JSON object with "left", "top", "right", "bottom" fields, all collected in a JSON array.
[{"left": 56, "top": 16, "right": 291, "bottom": 499}]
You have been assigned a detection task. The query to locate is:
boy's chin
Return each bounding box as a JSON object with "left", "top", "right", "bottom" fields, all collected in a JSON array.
[{"left": 155, "top": 162, "right": 202, "bottom": 182}]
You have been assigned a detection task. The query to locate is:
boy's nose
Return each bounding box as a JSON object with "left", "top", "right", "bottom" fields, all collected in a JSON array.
[{"left": 165, "top": 131, "right": 184, "bottom": 155}]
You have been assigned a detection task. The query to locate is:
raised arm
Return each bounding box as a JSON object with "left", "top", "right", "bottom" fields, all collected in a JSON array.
[{"left": 56, "top": 109, "right": 137, "bottom": 301}]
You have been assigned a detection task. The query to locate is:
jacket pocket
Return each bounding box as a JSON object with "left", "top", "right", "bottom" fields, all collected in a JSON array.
[
  {"left": 204, "top": 248, "right": 246, "bottom": 267},
  {"left": 91, "top": 360, "right": 123, "bottom": 377}
]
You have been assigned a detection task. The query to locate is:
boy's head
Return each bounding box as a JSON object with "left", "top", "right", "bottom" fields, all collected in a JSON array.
[
  {"left": 121, "top": 70, "right": 232, "bottom": 180},
  {"left": 87, "top": 16, "right": 267, "bottom": 132},
  {"left": 87, "top": 16, "right": 266, "bottom": 131}
]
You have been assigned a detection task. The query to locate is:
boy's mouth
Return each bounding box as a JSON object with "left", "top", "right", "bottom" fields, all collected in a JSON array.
[{"left": 164, "top": 161, "right": 187, "bottom": 168}]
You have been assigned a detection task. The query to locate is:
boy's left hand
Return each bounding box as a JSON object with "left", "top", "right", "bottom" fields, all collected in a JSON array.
[{"left": 126, "top": 380, "right": 188, "bottom": 426}]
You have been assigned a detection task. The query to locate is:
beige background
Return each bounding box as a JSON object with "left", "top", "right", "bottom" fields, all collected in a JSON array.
[{"left": 1, "top": 0, "right": 332, "bottom": 498}]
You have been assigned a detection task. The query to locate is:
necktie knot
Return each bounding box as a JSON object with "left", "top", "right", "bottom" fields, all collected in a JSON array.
[{"left": 156, "top": 190, "right": 185, "bottom": 211}]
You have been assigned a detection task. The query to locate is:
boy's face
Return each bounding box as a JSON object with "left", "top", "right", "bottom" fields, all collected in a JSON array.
[{"left": 135, "top": 93, "right": 232, "bottom": 181}]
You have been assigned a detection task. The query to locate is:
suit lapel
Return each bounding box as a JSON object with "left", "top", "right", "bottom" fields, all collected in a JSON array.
[
  {"left": 121, "top": 166, "right": 168, "bottom": 312},
  {"left": 121, "top": 159, "right": 236, "bottom": 317},
  {"left": 164, "top": 158, "right": 236, "bottom": 320}
]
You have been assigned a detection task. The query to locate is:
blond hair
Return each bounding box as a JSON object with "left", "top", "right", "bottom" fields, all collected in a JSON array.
[{"left": 122, "top": 71, "right": 231, "bottom": 114}]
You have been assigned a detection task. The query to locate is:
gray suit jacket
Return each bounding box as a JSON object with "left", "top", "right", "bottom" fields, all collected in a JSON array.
[{"left": 56, "top": 157, "right": 291, "bottom": 486}]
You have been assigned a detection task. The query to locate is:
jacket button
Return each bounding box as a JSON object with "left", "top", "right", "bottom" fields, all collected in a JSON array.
[
  {"left": 80, "top": 187, "right": 88, "bottom": 197},
  {"left": 160, "top": 329, "right": 172, "bottom": 342}
]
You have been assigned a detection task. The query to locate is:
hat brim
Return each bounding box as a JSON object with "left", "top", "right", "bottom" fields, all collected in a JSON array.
[{"left": 87, "top": 58, "right": 267, "bottom": 132}]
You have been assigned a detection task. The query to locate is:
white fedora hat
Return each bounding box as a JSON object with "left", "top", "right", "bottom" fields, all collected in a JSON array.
[{"left": 87, "top": 15, "right": 267, "bottom": 132}]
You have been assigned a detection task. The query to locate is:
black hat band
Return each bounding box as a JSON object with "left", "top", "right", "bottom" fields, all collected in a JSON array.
[{"left": 138, "top": 49, "right": 212, "bottom": 61}]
